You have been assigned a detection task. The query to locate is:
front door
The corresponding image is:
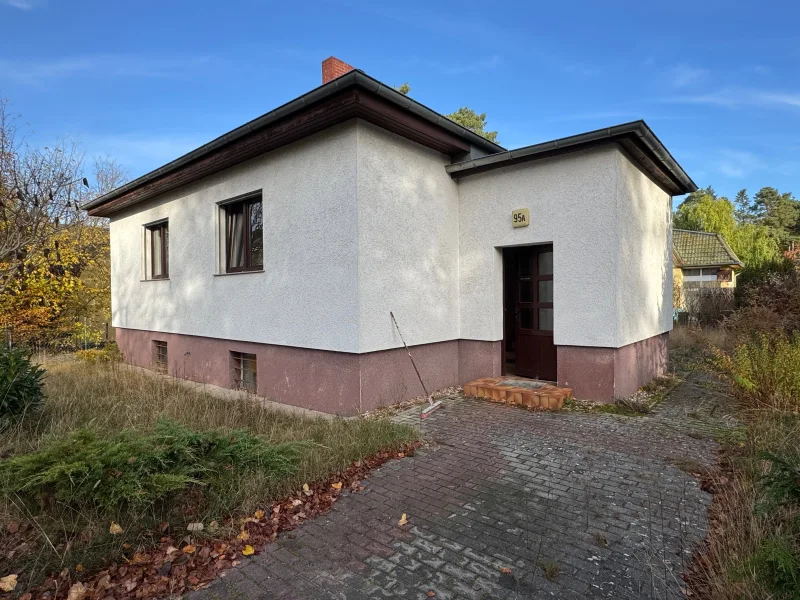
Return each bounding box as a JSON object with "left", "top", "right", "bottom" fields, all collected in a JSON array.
[{"left": 509, "top": 245, "right": 556, "bottom": 380}]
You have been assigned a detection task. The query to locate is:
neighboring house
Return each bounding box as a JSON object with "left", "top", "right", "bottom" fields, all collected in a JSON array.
[
  {"left": 83, "top": 57, "right": 696, "bottom": 412},
  {"left": 672, "top": 229, "right": 744, "bottom": 309}
]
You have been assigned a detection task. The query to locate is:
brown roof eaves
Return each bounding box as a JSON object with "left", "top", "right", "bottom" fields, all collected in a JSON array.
[
  {"left": 82, "top": 70, "right": 505, "bottom": 217},
  {"left": 445, "top": 120, "right": 697, "bottom": 196}
]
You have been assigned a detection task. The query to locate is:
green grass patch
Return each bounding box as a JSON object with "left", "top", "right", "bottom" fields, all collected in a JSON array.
[{"left": 0, "top": 356, "right": 419, "bottom": 592}]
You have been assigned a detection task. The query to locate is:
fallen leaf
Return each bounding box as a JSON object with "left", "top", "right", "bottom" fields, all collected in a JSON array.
[
  {"left": 158, "top": 562, "right": 172, "bottom": 576},
  {"left": 291, "top": 499, "right": 302, "bottom": 507},
  {"left": 398, "top": 513, "right": 408, "bottom": 527},
  {"left": 123, "top": 579, "right": 137, "bottom": 592},
  {"left": 183, "top": 544, "right": 196, "bottom": 554},
  {"left": 165, "top": 545, "right": 178, "bottom": 555},
  {"left": 242, "top": 545, "right": 255, "bottom": 556},
  {"left": 208, "top": 520, "right": 219, "bottom": 533},
  {"left": 500, "top": 567, "right": 512, "bottom": 574},
  {"left": 426, "top": 592, "right": 436, "bottom": 598},
  {"left": 20, "top": 593, "right": 32, "bottom": 600},
  {"left": 75, "top": 563, "right": 84, "bottom": 573},
  {"left": 331, "top": 482, "right": 343, "bottom": 490},
  {"left": 302, "top": 483, "right": 313, "bottom": 496},
  {"left": 237, "top": 530, "right": 249, "bottom": 541},
  {"left": 67, "top": 582, "right": 87, "bottom": 600},
  {"left": 0, "top": 574, "right": 17, "bottom": 592},
  {"left": 109, "top": 522, "right": 123, "bottom": 535},
  {"left": 187, "top": 522, "right": 204, "bottom": 532},
  {"left": 254, "top": 509, "right": 265, "bottom": 519},
  {"left": 272, "top": 505, "right": 281, "bottom": 514},
  {"left": 6, "top": 521, "right": 18, "bottom": 534},
  {"left": 97, "top": 574, "right": 111, "bottom": 589},
  {"left": 130, "top": 552, "right": 150, "bottom": 565},
  {"left": 398, "top": 452, "right": 405, "bottom": 458}
]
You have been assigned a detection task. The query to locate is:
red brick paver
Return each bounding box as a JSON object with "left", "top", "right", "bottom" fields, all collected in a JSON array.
[{"left": 193, "top": 384, "right": 721, "bottom": 599}]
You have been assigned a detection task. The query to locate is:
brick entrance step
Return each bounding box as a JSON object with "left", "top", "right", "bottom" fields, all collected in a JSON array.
[{"left": 463, "top": 377, "right": 572, "bottom": 410}]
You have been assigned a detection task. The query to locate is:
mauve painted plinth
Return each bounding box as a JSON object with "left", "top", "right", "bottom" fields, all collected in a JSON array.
[
  {"left": 556, "top": 332, "right": 669, "bottom": 401},
  {"left": 115, "top": 328, "right": 500, "bottom": 416}
]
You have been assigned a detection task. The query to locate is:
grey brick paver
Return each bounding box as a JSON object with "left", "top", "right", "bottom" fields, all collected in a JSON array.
[{"left": 194, "top": 380, "right": 723, "bottom": 599}]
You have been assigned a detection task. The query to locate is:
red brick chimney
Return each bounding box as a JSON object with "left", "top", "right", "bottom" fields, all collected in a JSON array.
[{"left": 322, "top": 56, "right": 355, "bottom": 84}]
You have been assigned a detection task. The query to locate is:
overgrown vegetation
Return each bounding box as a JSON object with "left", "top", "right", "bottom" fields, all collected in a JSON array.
[
  {"left": 0, "top": 357, "right": 418, "bottom": 593},
  {"left": 0, "top": 346, "right": 45, "bottom": 430},
  {"left": 678, "top": 267, "right": 800, "bottom": 599},
  {"left": 1, "top": 420, "right": 306, "bottom": 512}
]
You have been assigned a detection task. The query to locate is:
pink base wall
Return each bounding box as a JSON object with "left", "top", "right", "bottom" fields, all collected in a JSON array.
[
  {"left": 557, "top": 332, "right": 669, "bottom": 401},
  {"left": 115, "top": 328, "right": 500, "bottom": 415},
  {"left": 116, "top": 327, "right": 666, "bottom": 410}
]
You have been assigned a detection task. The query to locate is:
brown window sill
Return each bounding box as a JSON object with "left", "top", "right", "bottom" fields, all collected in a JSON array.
[{"left": 140, "top": 278, "right": 170, "bottom": 282}]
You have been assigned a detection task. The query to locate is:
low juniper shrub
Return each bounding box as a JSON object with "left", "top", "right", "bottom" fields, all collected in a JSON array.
[
  {"left": 0, "top": 419, "right": 310, "bottom": 512},
  {"left": 0, "top": 346, "right": 45, "bottom": 429}
]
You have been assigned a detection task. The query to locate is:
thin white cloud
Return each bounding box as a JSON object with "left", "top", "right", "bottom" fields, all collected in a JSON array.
[
  {"left": 2, "top": 0, "right": 39, "bottom": 9},
  {"left": 668, "top": 64, "right": 709, "bottom": 88},
  {"left": 718, "top": 149, "right": 765, "bottom": 178},
  {"left": 668, "top": 87, "right": 800, "bottom": 109},
  {"left": 0, "top": 53, "right": 221, "bottom": 84},
  {"left": 81, "top": 133, "right": 210, "bottom": 175},
  {"left": 562, "top": 62, "right": 602, "bottom": 77},
  {"left": 443, "top": 55, "right": 502, "bottom": 75}
]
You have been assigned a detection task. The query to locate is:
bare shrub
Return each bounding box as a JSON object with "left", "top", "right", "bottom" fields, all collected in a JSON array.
[
  {"left": 727, "top": 270, "right": 800, "bottom": 341},
  {"left": 685, "top": 287, "right": 735, "bottom": 327}
]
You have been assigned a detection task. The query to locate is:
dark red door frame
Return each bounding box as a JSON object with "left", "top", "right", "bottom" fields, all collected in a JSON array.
[{"left": 502, "top": 245, "right": 556, "bottom": 381}]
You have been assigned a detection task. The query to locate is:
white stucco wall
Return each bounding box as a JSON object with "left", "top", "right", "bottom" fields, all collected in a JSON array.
[
  {"left": 458, "top": 147, "right": 620, "bottom": 347},
  {"left": 355, "top": 121, "right": 461, "bottom": 352},
  {"left": 457, "top": 145, "right": 672, "bottom": 349},
  {"left": 615, "top": 150, "right": 674, "bottom": 346},
  {"left": 110, "top": 122, "right": 361, "bottom": 353},
  {"left": 110, "top": 124, "right": 673, "bottom": 355}
]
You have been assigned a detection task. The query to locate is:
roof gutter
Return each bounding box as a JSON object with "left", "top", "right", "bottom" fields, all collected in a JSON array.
[
  {"left": 445, "top": 120, "right": 697, "bottom": 195},
  {"left": 82, "top": 70, "right": 505, "bottom": 212}
]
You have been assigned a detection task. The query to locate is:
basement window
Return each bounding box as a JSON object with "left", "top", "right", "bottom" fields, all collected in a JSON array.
[
  {"left": 231, "top": 351, "right": 257, "bottom": 392},
  {"left": 153, "top": 341, "right": 168, "bottom": 373}
]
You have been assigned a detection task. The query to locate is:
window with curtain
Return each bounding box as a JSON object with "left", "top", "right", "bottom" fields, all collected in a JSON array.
[
  {"left": 146, "top": 221, "right": 169, "bottom": 279},
  {"left": 224, "top": 194, "right": 263, "bottom": 272}
]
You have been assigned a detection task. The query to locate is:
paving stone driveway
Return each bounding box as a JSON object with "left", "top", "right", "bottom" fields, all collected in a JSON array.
[{"left": 196, "top": 382, "right": 726, "bottom": 599}]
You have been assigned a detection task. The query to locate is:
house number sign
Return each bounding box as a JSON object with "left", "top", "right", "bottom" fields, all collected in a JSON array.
[{"left": 511, "top": 208, "right": 530, "bottom": 228}]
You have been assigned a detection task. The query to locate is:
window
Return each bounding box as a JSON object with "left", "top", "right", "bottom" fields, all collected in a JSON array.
[
  {"left": 231, "top": 351, "right": 257, "bottom": 392},
  {"left": 145, "top": 221, "right": 169, "bottom": 279},
  {"left": 153, "top": 341, "right": 168, "bottom": 373},
  {"left": 223, "top": 193, "right": 263, "bottom": 273}
]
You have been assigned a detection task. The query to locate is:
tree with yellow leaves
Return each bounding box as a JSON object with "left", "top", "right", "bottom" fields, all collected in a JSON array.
[{"left": 0, "top": 98, "right": 125, "bottom": 347}]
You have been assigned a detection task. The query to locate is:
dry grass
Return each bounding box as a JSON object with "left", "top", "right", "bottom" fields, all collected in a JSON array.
[
  {"left": 691, "top": 414, "right": 800, "bottom": 599},
  {"left": 678, "top": 333, "right": 800, "bottom": 599},
  {"left": 0, "top": 356, "right": 419, "bottom": 591}
]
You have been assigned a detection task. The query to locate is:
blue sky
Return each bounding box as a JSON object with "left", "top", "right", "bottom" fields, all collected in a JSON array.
[{"left": 1, "top": 0, "right": 797, "bottom": 206}]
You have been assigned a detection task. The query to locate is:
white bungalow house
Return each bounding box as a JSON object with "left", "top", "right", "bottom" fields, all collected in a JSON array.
[{"left": 84, "top": 57, "right": 696, "bottom": 413}]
